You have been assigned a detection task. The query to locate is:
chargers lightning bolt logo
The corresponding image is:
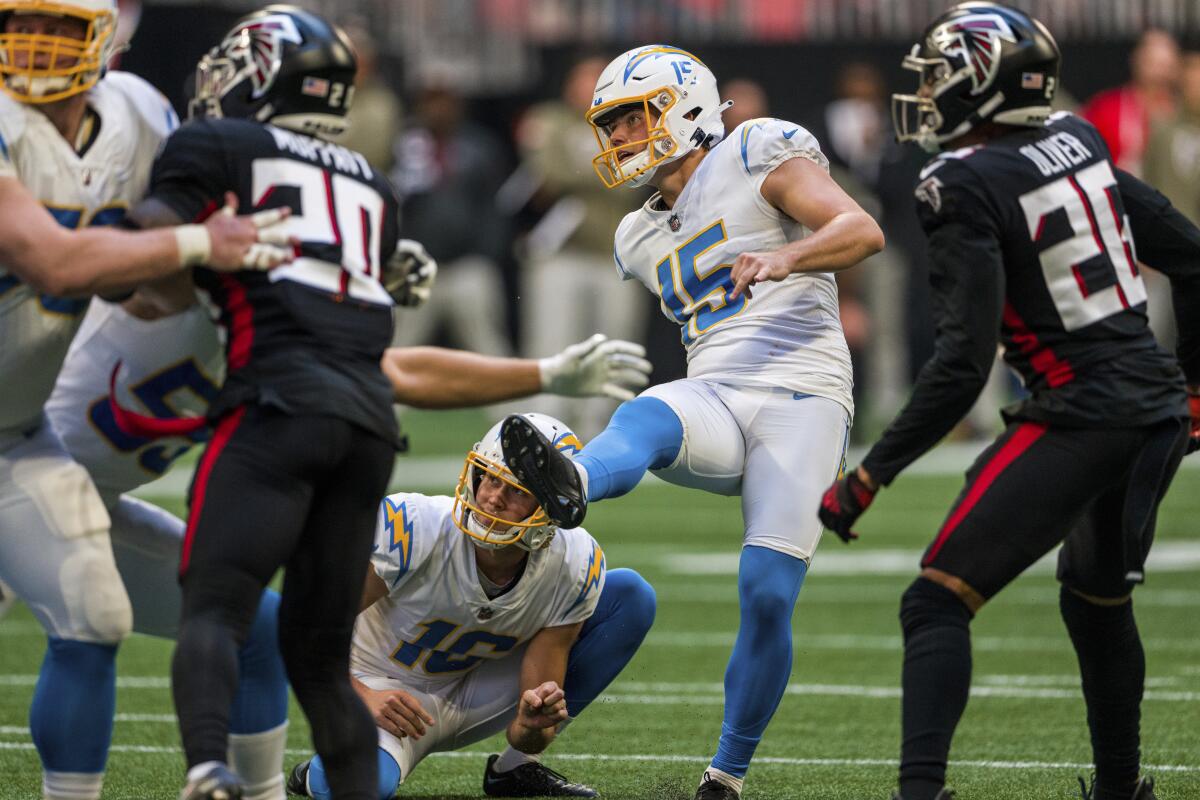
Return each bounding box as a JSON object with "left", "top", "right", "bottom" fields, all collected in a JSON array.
[
  {"left": 382, "top": 497, "right": 414, "bottom": 585},
  {"left": 570, "top": 543, "right": 605, "bottom": 612}
]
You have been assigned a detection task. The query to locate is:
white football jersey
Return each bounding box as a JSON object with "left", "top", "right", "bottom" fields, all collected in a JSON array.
[
  {"left": 352, "top": 492, "right": 606, "bottom": 687},
  {"left": 614, "top": 117, "right": 854, "bottom": 416},
  {"left": 0, "top": 72, "right": 179, "bottom": 434},
  {"left": 45, "top": 299, "right": 223, "bottom": 500}
]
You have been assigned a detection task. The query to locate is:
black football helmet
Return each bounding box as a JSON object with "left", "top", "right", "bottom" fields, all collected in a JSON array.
[
  {"left": 892, "top": 2, "right": 1060, "bottom": 152},
  {"left": 188, "top": 4, "right": 356, "bottom": 137}
]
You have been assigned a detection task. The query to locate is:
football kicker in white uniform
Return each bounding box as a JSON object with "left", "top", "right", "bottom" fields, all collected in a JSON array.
[
  {"left": 286, "top": 414, "right": 656, "bottom": 800},
  {"left": 500, "top": 45, "right": 884, "bottom": 800},
  {"left": 0, "top": 2, "right": 179, "bottom": 796}
]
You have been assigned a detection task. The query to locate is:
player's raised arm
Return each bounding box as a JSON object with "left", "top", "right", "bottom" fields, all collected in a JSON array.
[
  {"left": 730, "top": 156, "right": 884, "bottom": 300},
  {"left": 382, "top": 335, "right": 652, "bottom": 408},
  {"left": 507, "top": 622, "right": 582, "bottom": 755},
  {"left": 0, "top": 179, "right": 290, "bottom": 297}
]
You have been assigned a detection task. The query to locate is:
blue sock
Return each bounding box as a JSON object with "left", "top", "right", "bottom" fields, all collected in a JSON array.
[
  {"left": 711, "top": 546, "right": 808, "bottom": 779},
  {"left": 229, "top": 590, "right": 288, "bottom": 734},
  {"left": 564, "top": 568, "right": 656, "bottom": 717},
  {"left": 307, "top": 748, "right": 400, "bottom": 800},
  {"left": 30, "top": 638, "right": 117, "bottom": 773},
  {"left": 576, "top": 397, "right": 682, "bottom": 500}
]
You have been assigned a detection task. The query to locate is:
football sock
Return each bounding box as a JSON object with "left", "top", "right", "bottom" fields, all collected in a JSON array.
[
  {"left": 493, "top": 747, "right": 540, "bottom": 773},
  {"left": 702, "top": 766, "right": 744, "bottom": 796},
  {"left": 711, "top": 546, "right": 807, "bottom": 780},
  {"left": 42, "top": 771, "right": 104, "bottom": 800},
  {"left": 307, "top": 749, "right": 401, "bottom": 800},
  {"left": 574, "top": 397, "right": 682, "bottom": 501},
  {"left": 563, "top": 568, "right": 657, "bottom": 717},
  {"left": 31, "top": 637, "right": 117, "bottom": 791},
  {"left": 228, "top": 721, "right": 288, "bottom": 800},
  {"left": 898, "top": 577, "right": 973, "bottom": 800},
  {"left": 1059, "top": 586, "right": 1143, "bottom": 800},
  {"left": 230, "top": 590, "right": 288, "bottom": 736}
]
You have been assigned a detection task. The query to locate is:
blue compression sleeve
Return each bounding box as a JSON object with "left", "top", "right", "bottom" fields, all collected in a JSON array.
[
  {"left": 564, "top": 569, "right": 656, "bottom": 717},
  {"left": 307, "top": 748, "right": 400, "bottom": 800},
  {"left": 712, "top": 546, "right": 808, "bottom": 779},
  {"left": 30, "top": 638, "right": 117, "bottom": 773},
  {"left": 229, "top": 589, "right": 288, "bottom": 734},
  {"left": 575, "top": 397, "right": 682, "bottom": 501}
]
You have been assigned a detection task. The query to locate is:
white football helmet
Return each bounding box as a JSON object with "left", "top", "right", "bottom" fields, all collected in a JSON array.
[
  {"left": 585, "top": 44, "right": 731, "bottom": 188},
  {"left": 0, "top": 0, "right": 118, "bottom": 103},
  {"left": 453, "top": 413, "right": 582, "bottom": 551}
]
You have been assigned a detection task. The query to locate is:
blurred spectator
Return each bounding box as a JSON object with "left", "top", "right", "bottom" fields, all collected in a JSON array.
[
  {"left": 336, "top": 20, "right": 403, "bottom": 172},
  {"left": 515, "top": 56, "right": 646, "bottom": 438},
  {"left": 1144, "top": 49, "right": 1200, "bottom": 223},
  {"left": 390, "top": 86, "right": 513, "bottom": 358},
  {"left": 1081, "top": 29, "right": 1180, "bottom": 176},
  {"left": 722, "top": 78, "right": 769, "bottom": 133},
  {"left": 810, "top": 62, "right": 911, "bottom": 434}
]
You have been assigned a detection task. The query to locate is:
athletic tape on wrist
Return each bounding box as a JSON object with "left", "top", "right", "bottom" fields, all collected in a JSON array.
[{"left": 173, "top": 224, "right": 211, "bottom": 268}]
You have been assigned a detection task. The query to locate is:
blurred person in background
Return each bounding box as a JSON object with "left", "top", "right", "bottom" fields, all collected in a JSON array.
[
  {"left": 516, "top": 56, "right": 645, "bottom": 437},
  {"left": 1144, "top": 47, "right": 1200, "bottom": 224},
  {"left": 1082, "top": 29, "right": 1180, "bottom": 176},
  {"left": 1085, "top": 30, "right": 1182, "bottom": 347},
  {"left": 721, "top": 77, "right": 768, "bottom": 133},
  {"left": 391, "top": 85, "right": 513, "bottom": 357},
  {"left": 336, "top": 19, "right": 402, "bottom": 173}
]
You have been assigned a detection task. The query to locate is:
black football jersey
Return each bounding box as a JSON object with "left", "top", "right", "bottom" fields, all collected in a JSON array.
[
  {"left": 862, "top": 113, "right": 1199, "bottom": 486},
  {"left": 148, "top": 118, "right": 401, "bottom": 446}
]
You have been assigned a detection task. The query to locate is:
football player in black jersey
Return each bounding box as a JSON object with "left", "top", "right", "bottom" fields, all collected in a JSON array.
[
  {"left": 818, "top": 4, "right": 1200, "bottom": 800},
  {"left": 121, "top": 7, "right": 403, "bottom": 799}
]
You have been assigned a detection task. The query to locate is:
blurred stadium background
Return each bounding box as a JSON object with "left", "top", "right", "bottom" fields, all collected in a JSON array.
[{"left": 3, "top": 1, "right": 1200, "bottom": 798}]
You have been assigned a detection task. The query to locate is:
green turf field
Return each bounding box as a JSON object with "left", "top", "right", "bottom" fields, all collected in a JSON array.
[{"left": 1, "top": 417, "right": 1197, "bottom": 799}]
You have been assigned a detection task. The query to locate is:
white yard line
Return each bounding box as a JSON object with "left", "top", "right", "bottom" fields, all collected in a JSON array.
[
  {"left": 127, "top": 443, "right": 1200, "bottom": 501},
  {"left": 0, "top": 675, "right": 1191, "bottom": 702},
  {"left": 0, "top": 740, "right": 1196, "bottom": 773},
  {"left": 643, "top": 631, "right": 1200, "bottom": 652},
  {"left": 666, "top": 541, "right": 1200, "bottom": 577}
]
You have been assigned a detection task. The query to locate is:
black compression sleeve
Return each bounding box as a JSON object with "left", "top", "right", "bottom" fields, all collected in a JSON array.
[
  {"left": 1116, "top": 168, "right": 1200, "bottom": 384},
  {"left": 861, "top": 221, "right": 1005, "bottom": 486}
]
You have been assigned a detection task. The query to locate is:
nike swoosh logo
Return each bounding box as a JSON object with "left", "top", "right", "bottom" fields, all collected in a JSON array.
[{"left": 783, "top": 128, "right": 799, "bottom": 139}]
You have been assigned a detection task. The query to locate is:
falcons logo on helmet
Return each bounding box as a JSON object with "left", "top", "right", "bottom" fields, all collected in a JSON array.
[
  {"left": 219, "top": 14, "right": 303, "bottom": 99},
  {"left": 930, "top": 13, "right": 1018, "bottom": 96}
]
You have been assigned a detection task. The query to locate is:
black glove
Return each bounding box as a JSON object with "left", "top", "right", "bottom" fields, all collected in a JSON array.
[{"left": 818, "top": 469, "right": 877, "bottom": 543}]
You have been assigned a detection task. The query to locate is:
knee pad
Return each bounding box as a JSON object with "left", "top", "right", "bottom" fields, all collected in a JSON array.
[
  {"left": 59, "top": 545, "right": 132, "bottom": 644},
  {"left": 900, "top": 577, "right": 971, "bottom": 636},
  {"left": 180, "top": 566, "right": 265, "bottom": 638}
]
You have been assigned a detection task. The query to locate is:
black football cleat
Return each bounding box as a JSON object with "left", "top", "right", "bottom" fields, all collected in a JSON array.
[
  {"left": 500, "top": 414, "right": 587, "bottom": 528},
  {"left": 483, "top": 754, "right": 598, "bottom": 797},
  {"left": 285, "top": 760, "right": 310, "bottom": 797},
  {"left": 1078, "top": 774, "right": 1157, "bottom": 800},
  {"left": 890, "top": 790, "right": 956, "bottom": 800},
  {"left": 180, "top": 765, "right": 244, "bottom": 800},
  {"left": 695, "top": 775, "right": 740, "bottom": 800}
]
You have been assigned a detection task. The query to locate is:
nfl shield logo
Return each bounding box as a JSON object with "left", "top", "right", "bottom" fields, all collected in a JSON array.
[
  {"left": 669, "top": 214, "right": 681, "bottom": 232},
  {"left": 477, "top": 606, "right": 494, "bottom": 621}
]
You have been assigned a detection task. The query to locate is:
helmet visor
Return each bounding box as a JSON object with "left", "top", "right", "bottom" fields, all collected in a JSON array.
[{"left": 0, "top": 1, "right": 113, "bottom": 103}]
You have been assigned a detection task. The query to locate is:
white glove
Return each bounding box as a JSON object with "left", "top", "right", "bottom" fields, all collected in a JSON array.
[
  {"left": 538, "top": 334, "right": 652, "bottom": 401},
  {"left": 385, "top": 239, "right": 438, "bottom": 306}
]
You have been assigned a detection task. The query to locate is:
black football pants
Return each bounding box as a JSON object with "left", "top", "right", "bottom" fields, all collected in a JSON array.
[{"left": 172, "top": 405, "right": 393, "bottom": 800}]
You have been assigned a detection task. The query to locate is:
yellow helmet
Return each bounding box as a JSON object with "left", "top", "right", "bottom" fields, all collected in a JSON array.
[
  {"left": 0, "top": 0, "right": 117, "bottom": 104},
  {"left": 452, "top": 413, "right": 582, "bottom": 551}
]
